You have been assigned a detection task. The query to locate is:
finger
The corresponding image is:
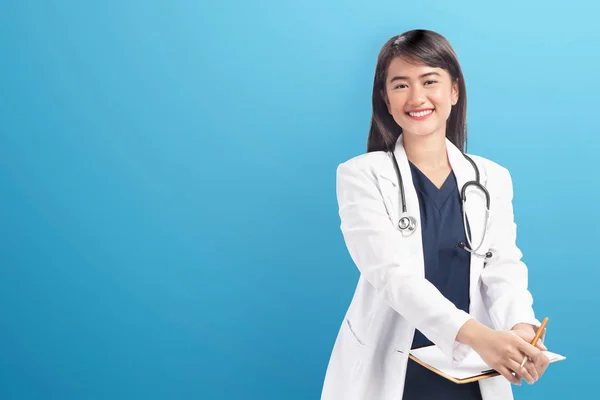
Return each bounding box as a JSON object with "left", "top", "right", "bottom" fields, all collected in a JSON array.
[
  {"left": 534, "top": 361, "right": 547, "bottom": 379},
  {"left": 508, "top": 346, "right": 529, "bottom": 368},
  {"left": 497, "top": 366, "right": 521, "bottom": 385},
  {"left": 535, "top": 353, "right": 550, "bottom": 377},
  {"left": 510, "top": 329, "right": 534, "bottom": 342},
  {"left": 508, "top": 359, "right": 536, "bottom": 384},
  {"left": 516, "top": 339, "right": 542, "bottom": 360},
  {"left": 536, "top": 342, "right": 547, "bottom": 351},
  {"left": 523, "top": 357, "right": 539, "bottom": 382},
  {"left": 518, "top": 357, "right": 539, "bottom": 383}
]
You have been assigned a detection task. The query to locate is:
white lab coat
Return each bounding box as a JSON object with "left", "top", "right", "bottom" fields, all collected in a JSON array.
[{"left": 321, "top": 136, "right": 541, "bottom": 400}]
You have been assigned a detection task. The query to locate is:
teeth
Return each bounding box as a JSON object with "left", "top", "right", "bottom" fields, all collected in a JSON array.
[{"left": 408, "top": 109, "right": 433, "bottom": 117}]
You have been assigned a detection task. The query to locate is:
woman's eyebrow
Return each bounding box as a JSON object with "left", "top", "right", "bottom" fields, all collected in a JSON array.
[{"left": 389, "top": 72, "right": 441, "bottom": 83}]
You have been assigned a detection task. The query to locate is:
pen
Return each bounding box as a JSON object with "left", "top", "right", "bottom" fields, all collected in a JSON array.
[{"left": 520, "top": 317, "right": 549, "bottom": 368}]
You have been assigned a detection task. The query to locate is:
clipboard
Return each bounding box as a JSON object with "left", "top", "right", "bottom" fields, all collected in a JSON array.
[{"left": 408, "top": 345, "right": 566, "bottom": 384}]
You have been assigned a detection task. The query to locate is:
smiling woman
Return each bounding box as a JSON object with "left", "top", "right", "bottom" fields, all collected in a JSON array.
[
  {"left": 385, "top": 60, "right": 457, "bottom": 137},
  {"left": 320, "top": 30, "right": 548, "bottom": 400},
  {"left": 367, "top": 31, "right": 467, "bottom": 156}
]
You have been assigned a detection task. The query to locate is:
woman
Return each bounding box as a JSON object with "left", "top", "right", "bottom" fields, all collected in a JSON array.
[{"left": 321, "top": 30, "right": 549, "bottom": 400}]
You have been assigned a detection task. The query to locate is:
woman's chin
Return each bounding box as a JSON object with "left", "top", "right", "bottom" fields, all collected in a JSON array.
[{"left": 402, "top": 129, "right": 442, "bottom": 139}]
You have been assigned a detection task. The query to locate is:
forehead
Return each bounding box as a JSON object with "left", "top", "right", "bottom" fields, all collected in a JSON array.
[{"left": 386, "top": 57, "right": 448, "bottom": 81}]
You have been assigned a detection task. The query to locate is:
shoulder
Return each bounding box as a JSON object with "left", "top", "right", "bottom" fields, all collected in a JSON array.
[
  {"left": 336, "top": 151, "right": 392, "bottom": 178},
  {"left": 334, "top": 151, "right": 394, "bottom": 197},
  {"left": 465, "top": 153, "right": 512, "bottom": 183},
  {"left": 465, "top": 153, "right": 516, "bottom": 200}
]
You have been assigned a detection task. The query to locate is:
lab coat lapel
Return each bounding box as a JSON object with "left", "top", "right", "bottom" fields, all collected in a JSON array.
[
  {"left": 446, "top": 138, "right": 488, "bottom": 309},
  {"left": 378, "top": 135, "right": 425, "bottom": 277}
]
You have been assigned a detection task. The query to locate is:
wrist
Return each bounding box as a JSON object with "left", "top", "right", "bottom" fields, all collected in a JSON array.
[
  {"left": 511, "top": 323, "right": 536, "bottom": 335},
  {"left": 456, "top": 318, "right": 492, "bottom": 348}
]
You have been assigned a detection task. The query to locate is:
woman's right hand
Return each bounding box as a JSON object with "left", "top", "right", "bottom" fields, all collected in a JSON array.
[{"left": 457, "top": 319, "right": 544, "bottom": 385}]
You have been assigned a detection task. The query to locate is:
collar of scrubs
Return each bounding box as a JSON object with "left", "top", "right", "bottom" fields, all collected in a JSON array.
[
  {"left": 409, "top": 161, "right": 458, "bottom": 212},
  {"left": 378, "top": 135, "right": 486, "bottom": 189}
]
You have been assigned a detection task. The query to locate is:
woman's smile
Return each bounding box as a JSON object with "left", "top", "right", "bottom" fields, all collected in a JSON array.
[{"left": 406, "top": 108, "right": 435, "bottom": 121}]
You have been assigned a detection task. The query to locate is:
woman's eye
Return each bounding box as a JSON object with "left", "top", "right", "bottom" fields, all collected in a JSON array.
[
  {"left": 394, "top": 84, "right": 407, "bottom": 89},
  {"left": 424, "top": 80, "right": 437, "bottom": 85}
]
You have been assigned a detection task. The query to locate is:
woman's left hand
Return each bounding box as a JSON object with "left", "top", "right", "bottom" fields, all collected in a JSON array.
[{"left": 511, "top": 324, "right": 550, "bottom": 383}]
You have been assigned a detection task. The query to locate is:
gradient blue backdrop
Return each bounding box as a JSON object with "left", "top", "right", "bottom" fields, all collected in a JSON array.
[{"left": 0, "top": 1, "right": 596, "bottom": 399}]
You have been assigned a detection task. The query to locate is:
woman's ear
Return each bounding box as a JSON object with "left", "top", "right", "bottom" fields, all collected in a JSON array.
[{"left": 451, "top": 80, "right": 459, "bottom": 105}]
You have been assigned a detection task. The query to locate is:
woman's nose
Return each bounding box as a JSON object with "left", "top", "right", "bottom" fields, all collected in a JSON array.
[{"left": 408, "top": 86, "right": 426, "bottom": 105}]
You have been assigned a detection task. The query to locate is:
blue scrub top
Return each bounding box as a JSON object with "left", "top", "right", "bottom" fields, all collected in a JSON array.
[{"left": 402, "top": 162, "right": 482, "bottom": 400}]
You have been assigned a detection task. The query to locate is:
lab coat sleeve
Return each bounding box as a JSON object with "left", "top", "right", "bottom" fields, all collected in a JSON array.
[
  {"left": 336, "top": 160, "right": 472, "bottom": 361},
  {"left": 480, "top": 167, "right": 542, "bottom": 333}
]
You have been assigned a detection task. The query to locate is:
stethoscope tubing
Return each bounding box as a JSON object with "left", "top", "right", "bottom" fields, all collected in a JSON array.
[{"left": 389, "top": 151, "right": 492, "bottom": 259}]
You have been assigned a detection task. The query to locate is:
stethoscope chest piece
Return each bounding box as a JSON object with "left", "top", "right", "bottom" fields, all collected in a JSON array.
[{"left": 398, "top": 214, "right": 416, "bottom": 236}]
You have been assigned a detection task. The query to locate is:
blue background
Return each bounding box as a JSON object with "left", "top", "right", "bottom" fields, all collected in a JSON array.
[{"left": 0, "top": 1, "right": 596, "bottom": 399}]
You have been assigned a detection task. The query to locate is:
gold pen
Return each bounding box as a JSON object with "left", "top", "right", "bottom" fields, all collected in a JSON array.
[{"left": 520, "top": 317, "right": 549, "bottom": 368}]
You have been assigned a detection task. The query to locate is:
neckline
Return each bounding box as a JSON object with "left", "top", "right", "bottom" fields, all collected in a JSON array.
[{"left": 409, "top": 161, "right": 457, "bottom": 210}]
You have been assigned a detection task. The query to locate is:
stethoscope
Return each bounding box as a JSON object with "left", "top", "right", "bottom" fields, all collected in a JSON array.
[{"left": 389, "top": 151, "right": 493, "bottom": 259}]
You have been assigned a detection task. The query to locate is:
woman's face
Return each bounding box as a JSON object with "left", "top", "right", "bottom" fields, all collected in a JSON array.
[{"left": 383, "top": 57, "right": 458, "bottom": 139}]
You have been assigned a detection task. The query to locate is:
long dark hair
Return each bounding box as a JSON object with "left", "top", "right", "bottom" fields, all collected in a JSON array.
[{"left": 366, "top": 30, "right": 468, "bottom": 153}]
